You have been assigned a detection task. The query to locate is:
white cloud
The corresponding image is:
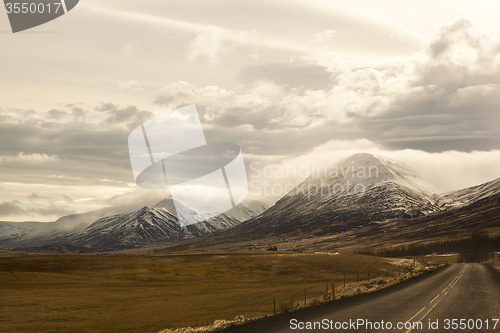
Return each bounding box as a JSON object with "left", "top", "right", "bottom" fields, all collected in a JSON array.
[
  {"left": 300, "top": 141, "right": 500, "bottom": 192},
  {"left": 0, "top": 152, "right": 60, "bottom": 165},
  {"left": 187, "top": 27, "right": 259, "bottom": 63},
  {"left": 247, "top": 139, "right": 500, "bottom": 204},
  {"left": 384, "top": 149, "right": 500, "bottom": 192},
  {"left": 312, "top": 30, "right": 338, "bottom": 42},
  {"left": 155, "top": 81, "right": 233, "bottom": 107},
  {"left": 123, "top": 43, "right": 137, "bottom": 56},
  {"left": 0, "top": 181, "right": 140, "bottom": 222},
  {"left": 82, "top": 4, "right": 309, "bottom": 62},
  {"left": 118, "top": 81, "right": 146, "bottom": 93},
  {"left": 104, "top": 187, "right": 169, "bottom": 209}
]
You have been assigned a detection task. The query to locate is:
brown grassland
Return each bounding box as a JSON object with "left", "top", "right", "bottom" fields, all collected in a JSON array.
[{"left": 0, "top": 252, "right": 407, "bottom": 333}]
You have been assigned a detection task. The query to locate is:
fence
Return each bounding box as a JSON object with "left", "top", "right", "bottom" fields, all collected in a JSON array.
[{"left": 271, "top": 267, "right": 415, "bottom": 315}]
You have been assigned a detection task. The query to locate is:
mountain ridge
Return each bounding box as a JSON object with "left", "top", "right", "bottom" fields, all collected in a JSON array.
[
  {"left": 155, "top": 153, "right": 500, "bottom": 253},
  {"left": 2, "top": 152, "right": 499, "bottom": 253},
  {"left": 0, "top": 198, "right": 268, "bottom": 251}
]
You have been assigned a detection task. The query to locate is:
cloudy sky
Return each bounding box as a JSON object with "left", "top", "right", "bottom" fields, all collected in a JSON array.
[{"left": 2, "top": 0, "right": 500, "bottom": 221}]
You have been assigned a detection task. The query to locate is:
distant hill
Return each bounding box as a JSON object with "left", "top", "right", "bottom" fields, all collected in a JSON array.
[{"left": 0, "top": 198, "right": 268, "bottom": 251}]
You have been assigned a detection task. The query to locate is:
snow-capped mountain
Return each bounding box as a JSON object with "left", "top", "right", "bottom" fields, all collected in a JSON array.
[
  {"left": 224, "top": 200, "right": 269, "bottom": 221},
  {"left": 61, "top": 200, "right": 242, "bottom": 250},
  {"left": 159, "top": 153, "right": 500, "bottom": 252},
  {"left": 0, "top": 221, "right": 51, "bottom": 241},
  {"left": 187, "top": 153, "right": 500, "bottom": 245},
  {"left": 3, "top": 152, "right": 500, "bottom": 252},
  {"left": 0, "top": 206, "right": 136, "bottom": 245},
  {"left": 153, "top": 198, "right": 216, "bottom": 227},
  {"left": 264, "top": 153, "right": 441, "bottom": 226},
  {"left": 0, "top": 198, "right": 268, "bottom": 251}
]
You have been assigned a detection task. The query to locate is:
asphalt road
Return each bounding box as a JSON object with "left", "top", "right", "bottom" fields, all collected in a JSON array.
[{"left": 220, "top": 264, "right": 500, "bottom": 333}]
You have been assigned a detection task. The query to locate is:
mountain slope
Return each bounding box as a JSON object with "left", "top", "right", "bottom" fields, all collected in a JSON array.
[
  {"left": 158, "top": 153, "right": 500, "bottom": 253},
  {"left": 0, "top": 198, "right": 268, "bottom": 251},
  {"left": 64, "top": 199, "right": 247, "bottom": 250},
  {"left": 437, "top": 178, "right": 500, "bottom": 209},
  {"left": 224, "top": 200, "right": 269, "bottom": 221},
  {"left": 0, "top": 221, "right": 52, "bottom": 242},
  {"left": 0, "top": 206, "right": 136, "bottom": 246},
  {"left": 239, "top": 153, "right": 440, "bottom": 235},
  {"left": 5, "top": 153, "right": 500, "bottom": 253}
]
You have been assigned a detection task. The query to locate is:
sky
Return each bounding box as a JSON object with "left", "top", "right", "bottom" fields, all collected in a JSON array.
[{"left": 2, "top": 0, "right": 500, "bottom": 221}]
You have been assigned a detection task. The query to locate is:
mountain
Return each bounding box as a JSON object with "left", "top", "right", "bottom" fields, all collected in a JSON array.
[
  {"left": 0, "top": 206, "right": 136, "bottom": 245},
  {"left": 0, "top": 198, "right": 268, "bottom": 251},
  {"left": 152, "top": 198, "right": 216, "bottom": 227},
  {"left": 158, "top": 153, "right": 500, "bottom": 253},
  {"left": 225, "top": 200, "right": 269, "bottom": 221},
  {"left": 64, "top": 199, "right": 245, "bottom": 250},
  {"left": 290, "top": 186, "right": 500, "bottom": 253},
  {"left": 0, "top": 222, "right": 52, "bottom": 242},
  {"left": 4, "top": 152, "right": 500, "bottom": 253},
  {"left": 231, "top": 153, "right": 441, "bottom": 237}
]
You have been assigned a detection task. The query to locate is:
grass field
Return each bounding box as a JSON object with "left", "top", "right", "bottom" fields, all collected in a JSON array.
[{"left": 0, "top": 252, "right": 404, "bottom": 333}]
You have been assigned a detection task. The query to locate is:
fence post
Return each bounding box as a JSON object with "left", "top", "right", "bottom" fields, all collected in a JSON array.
[
  {"left": 343, "top": 273, "right": 346, "bottom": 288},
  {"left": 331, "top": 280, "right": 335, "bottom": 300}
]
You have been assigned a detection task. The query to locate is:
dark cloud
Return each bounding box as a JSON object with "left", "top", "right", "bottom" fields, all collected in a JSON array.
[
  {"left": 198, "top": 104, "right": 287, "bottom": 131},
  {"left": 28, "top": 192, "right": 41, "bottom": 200},
  {"left": 96, "top": 103, "right": 118, "bottom": 112},
  {"left": 0, "top": 201, "right": 23, "bottom": 216},
  {"left": 47, "top": 109, "right": 67, "bottom": 119},
  {"left": 0, "top": 200, "right": 74, "bottom": 218},
  {"left": 104, "top": 105, "right": 153, "bottom": 126},
  {"left": 154, "top": 90, "right": 192, "bottom": 106},
  {"left": 72, "top": 107, "right": 85, "bottom": 122},
  {"left": 61, "top": 194, "right": 74, "bottom": 202},
  {"left": 0, "top": 121, "right": 134, "bottom": 186}
]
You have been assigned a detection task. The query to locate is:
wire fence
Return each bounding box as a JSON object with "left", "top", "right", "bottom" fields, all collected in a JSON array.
[{"left": 271, "top": 267, "right": 418, "bottom": 315}]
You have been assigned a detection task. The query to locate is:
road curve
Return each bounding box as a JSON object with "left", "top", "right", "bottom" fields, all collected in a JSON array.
[{"left": 219, "top": 264, "right": 500, "bottom": 333}]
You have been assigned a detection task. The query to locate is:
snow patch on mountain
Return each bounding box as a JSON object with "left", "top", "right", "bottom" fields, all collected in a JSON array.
[
  {"left": 437, "top": 178, "right": 500, "bottom": 209},
  {"left": 225, "top": 200, "right": 269, "bottom": 221},
  {"left": 154, "top": 198, "right": 216, "bottom": 226}
]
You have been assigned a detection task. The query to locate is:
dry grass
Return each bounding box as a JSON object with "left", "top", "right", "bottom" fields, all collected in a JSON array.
[
  {"left": 0, "top": 252, "right": 404, "bottom": 333},
  {"left": 158, "top": 257, "right": 441, "bottom": 333}
]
